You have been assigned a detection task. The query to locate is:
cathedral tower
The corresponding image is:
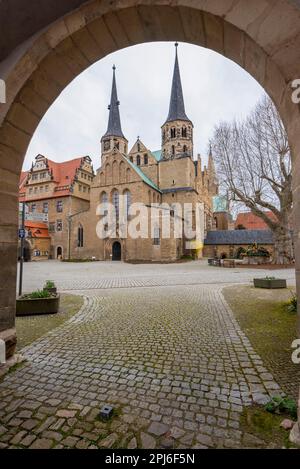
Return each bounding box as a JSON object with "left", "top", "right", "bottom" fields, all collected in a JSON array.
[
  {"left": 161, "top": 43, "right": 194, "bottom": 160},
  {"left": 101, "top": 66, "right": 128, "bottom": 157}
]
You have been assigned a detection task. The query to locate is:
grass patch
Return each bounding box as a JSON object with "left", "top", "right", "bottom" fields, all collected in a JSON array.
[
  {"left": 223, "top": 285, "right": 299, "bottom": 399},
  {"left": 16, "top": 294, "right": 84, "bottom": 350},
  {"left": 240, "top": 406, "right": 296, "bottom": 448}
]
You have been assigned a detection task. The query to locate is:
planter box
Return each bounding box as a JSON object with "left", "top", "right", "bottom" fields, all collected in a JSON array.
[
  {"left": 247, "top": 256, "right": 270, "bottom": 265},
  {"left": 43, "top": 287, "right": 57, "bottom": 295},
  {"left": 254, "top": 278, "right": 287, "bottom": 289},
  {"left": 16, "top": 295, "right": 60, "bottom": 317}
]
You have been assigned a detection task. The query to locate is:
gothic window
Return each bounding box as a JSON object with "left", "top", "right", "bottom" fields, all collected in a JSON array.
[
  {"left": 112, "top": 160, "right": 118, "bottom": 184},
  {"left": 101, "top": 192, "right": 108, "bottom": 215},
  {"left": 124, "top": 190, "right": 132, "bottom": 218},
  {"left": 137, "top": 155, "right": 141, "bottom": 166},
  {"left": 182, "top": 127, "right": 187, "bottom": 138},
  {"left": 153, "top": 226, "right": 161, "bottom": 246},
  {"left": 126, "top": 168, "right": 131, "bottom": 183},
  {"left": 144, "top": 154, "right": 148, "bottom": 165},
  {"left": 78, "top": 225, "right": 84, "bottom": 248},
  {"left": 112, "top": 190, "right": 119, "bottom": 220},
  {"left": 171, "top": 128, "right": 176, "bottom": 139}
]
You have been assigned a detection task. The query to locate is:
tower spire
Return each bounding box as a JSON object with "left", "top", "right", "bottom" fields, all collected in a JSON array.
[
  {"left": 104, "top": 65, "right": 125, "bottom": 139},
  {"left": 165, "top": 43, "right": 190, "bottom": 124}
]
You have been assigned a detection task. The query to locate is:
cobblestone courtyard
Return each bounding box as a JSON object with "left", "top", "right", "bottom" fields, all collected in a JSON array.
[{"left": 0, "top": 262, "right": 296, "bottom": 449}]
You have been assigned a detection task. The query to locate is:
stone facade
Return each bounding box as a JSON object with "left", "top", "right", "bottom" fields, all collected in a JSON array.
[
  {"left": 19, "top": 154, "right": 94, "bottom": 259},
  {"left": 70, "top": 48, "right": 218, "bottom": 262},
  {"left": 20, "top": 47, "right": 218, "bottom": 262}
]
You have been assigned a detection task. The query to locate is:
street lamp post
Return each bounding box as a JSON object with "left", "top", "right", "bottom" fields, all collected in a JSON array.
[{"left": 18, "top": 202, "right": 26, "bottom": 297}]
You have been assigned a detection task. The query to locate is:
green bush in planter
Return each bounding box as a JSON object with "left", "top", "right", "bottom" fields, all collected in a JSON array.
[
  {"left": 44, "top": 280, "right": 55, "bottom": 290},
  {"left": 21, "top": 290, "right": 54, "bottom": 300}
]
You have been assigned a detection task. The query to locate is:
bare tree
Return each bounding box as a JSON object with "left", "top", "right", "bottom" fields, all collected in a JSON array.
[{"left": 211, "top": 95, "right": 293, "bottom": 264}]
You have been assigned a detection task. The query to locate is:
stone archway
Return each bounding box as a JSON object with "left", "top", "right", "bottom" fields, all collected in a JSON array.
[{"left": 0, "top": 0, "right": 300, "bottom": 439}]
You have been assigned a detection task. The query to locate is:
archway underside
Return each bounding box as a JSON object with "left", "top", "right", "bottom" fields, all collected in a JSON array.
[{"left": 0, "top": 0, "right": 300, "bottom": 442}]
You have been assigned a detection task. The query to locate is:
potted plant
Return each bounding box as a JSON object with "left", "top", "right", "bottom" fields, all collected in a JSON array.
[
  {"left": 16, "top": 290, "right": 60, "bottom": 317},
  {"left": 43, "top": 280, "right": 57, "bottom": 295},
  {"left": 253, "top": 276, "right": 287, "bottom": 289}
]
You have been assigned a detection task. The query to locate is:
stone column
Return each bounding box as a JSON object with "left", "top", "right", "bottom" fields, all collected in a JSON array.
[{"left": 0, "top": 153, "right": 20, "bottom": 360}]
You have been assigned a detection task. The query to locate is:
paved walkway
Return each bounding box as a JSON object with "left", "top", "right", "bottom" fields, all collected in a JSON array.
[{"left": 2, "top": 260, "right": 294, "bottom": 449}]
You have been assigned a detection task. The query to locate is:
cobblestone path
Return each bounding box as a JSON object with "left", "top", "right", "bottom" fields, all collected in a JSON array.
[{"left": 0, "top": 285, "right": 282, "bottom": 449}]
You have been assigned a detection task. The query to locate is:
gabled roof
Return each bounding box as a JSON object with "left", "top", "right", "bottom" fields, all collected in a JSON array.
[
  {"left": 164, "top": 44, "right": 191, "bottom": 125},
  {"left": 235, "top": 211, "right": 277, "bottom": 230},
  {"left": 124, "top": 157, "right": 161, "bottom": 193},
  {"left": 129, "top": 138, "right": 148, "bottom": 155},
  {"left": 19, "top": 155, "right": 93, "bottom": 200},
  {"left": 103, "top": 66, "right": 126, "bottom": 140},
  {"left": 204, "top": 230, "right": 274, "bottom": 245}
]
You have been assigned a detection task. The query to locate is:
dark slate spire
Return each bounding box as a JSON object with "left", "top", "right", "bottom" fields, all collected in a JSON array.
[
  {"left": 103, "top": 65, "right": 125, "bottom": 139},
  {"left": 165, "top": 43, "right": 190, "bottom": 124}
]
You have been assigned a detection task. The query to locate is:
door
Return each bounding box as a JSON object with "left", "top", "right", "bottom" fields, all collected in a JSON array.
[{"left": 112, "top": 242, "right": 121, "bottom": 261}]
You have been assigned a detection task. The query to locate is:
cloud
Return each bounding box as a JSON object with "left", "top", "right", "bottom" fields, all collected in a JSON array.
[{"left": 23, "top": 42, "right": 265, "bottom": 170}]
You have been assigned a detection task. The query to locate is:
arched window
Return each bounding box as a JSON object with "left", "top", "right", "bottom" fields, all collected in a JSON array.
[
  {"left": 183, "top": 145, "right": 187, "bottom": 154},
  {"left": 182, "top": 127, "right": 187, "bottom": 138},
  {"left": 112, "top": 160, "right": 118, "bottom": 184},
  {"left": 172, "top": 145, "right": 175, "bottom": 156},
  {"left": 100, "top": 192, "right": 108, "bottom": 217},
  {"left": 112, "top": 190, "right": 119, "bottom": 220},
  {"left": 171, "top": 128, "right": 176, "bottom": 139},
  {"left": 130, "top": 156, "right": 133, "bottom": 162},
  {"left": 144, "top": 154, "right": 148, "bottom": 165},
  {"left": 119, "top": 161, "right": 125, "bottom": 183},
  {"left": 137, "top": 155, "right": 141, "bottom": 166},
  {"left": 124, "top": 190, "right": 132, "bottom": 218},
  {"left": 126, "top": 168, "right": 131, "bottom": 183},
  {"left": 78, "top": 224, "right": 84, "bottom": 248}
]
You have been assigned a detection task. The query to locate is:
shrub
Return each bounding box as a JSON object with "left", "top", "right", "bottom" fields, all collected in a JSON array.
[
  {"left": 22, "top": 290, "right": 53, "bottom": 300},
  {"left": 285, "top": 292, "right": 297, "bottom": 313},
  {"left": 44, "top": 280, "right": 55, "bottom": 289},
  {"left": 265, "top": 396, "right": 297, "bottom": 420}
]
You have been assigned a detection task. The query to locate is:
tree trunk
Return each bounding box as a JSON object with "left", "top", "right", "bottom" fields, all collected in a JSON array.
[{"left": 272, "top": 225, "right": 294, "bottom": 265}]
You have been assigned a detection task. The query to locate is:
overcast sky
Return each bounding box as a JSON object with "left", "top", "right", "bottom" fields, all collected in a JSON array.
[{"left": 23, "top": 42, "right": 266, "bottom": 171}]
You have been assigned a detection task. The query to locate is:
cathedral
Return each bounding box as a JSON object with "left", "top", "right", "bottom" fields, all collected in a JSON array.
[{"left": 20, "top": 44, "right": 219, "bottom": 262}]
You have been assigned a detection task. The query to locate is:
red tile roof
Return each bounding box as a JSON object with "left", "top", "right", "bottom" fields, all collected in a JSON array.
[
  {"left": 235, "top": 211, "right": 277, "bottom": 230},
  {"left": 19, "top": 156, "right": 90, "bottom": 201},
  {"left": 25, "top": 221, "right": 50, "bottom": 239}
]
